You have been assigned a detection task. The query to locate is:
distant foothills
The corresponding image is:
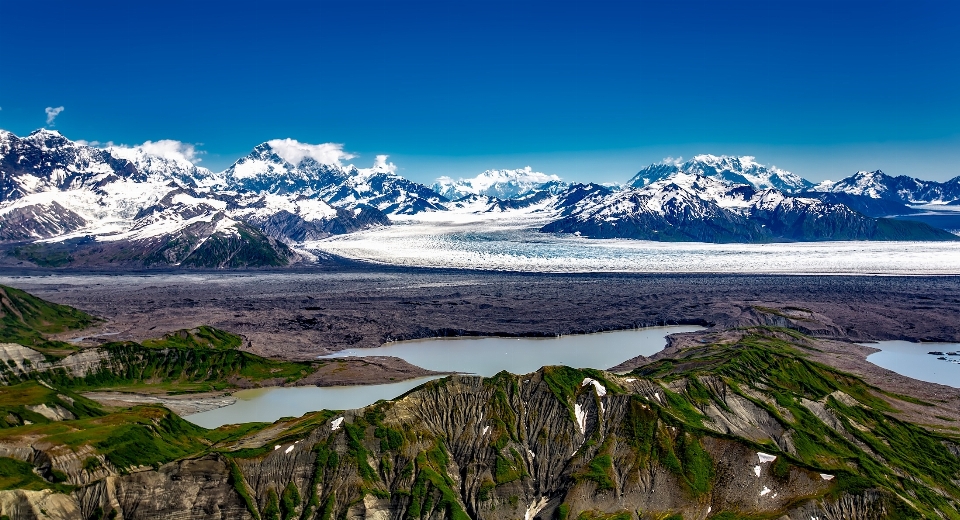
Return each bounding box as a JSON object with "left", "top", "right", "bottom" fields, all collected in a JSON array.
[{"left": 0, "top": 129, "right": 958, "bottom": 268}]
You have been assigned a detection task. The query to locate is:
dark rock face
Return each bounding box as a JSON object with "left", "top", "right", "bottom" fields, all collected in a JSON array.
[
  {"left": 543, "top": 193, "right": 767, "bottom": 242},
  {"left": 804, "top": 192, "right": 918, "bottom": 218},
  {"left": 76, "top": 455, "right": 255, "bottom": 519},
  {"left": 0, "top": 202, "right": 87, "bottom": 241},
  {"left": 260, "top": 206, "right": 390, "bottom": 242},
  {"left": 554, "top": 183, "right": 614, "bottom": 216}
]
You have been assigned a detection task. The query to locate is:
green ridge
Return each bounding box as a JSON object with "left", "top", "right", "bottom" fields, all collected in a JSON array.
[{"left": 0, "top": 285, "right": 98, "bottom": 356}]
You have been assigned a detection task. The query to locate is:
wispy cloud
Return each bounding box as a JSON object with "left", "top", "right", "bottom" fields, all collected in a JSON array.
[
  {"left": 358, "top": 155, "right": 397, "bottom": 175},
  {"left": 45, "top": 106, "right": 64, "bottom": 126},
  {"left": 266, "top": 139, "right": 355, "bottom": 167},
  {"left": 108, "top": 139, "right": 204, "bottom": 165}
]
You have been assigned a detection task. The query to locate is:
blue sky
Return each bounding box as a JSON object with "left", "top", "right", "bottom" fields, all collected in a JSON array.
[{"left": 2, "top": 0, "right": 958, "bottom": 184}]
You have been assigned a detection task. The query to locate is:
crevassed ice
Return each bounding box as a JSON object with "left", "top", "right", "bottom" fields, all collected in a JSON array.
[{"left": 310, "top": 223, "right": 960, "bottom": 275}]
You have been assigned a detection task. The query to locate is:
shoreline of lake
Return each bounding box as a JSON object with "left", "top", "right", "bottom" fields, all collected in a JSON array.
[{"left": 185, "top": 325, "right": 702, "bottom": 428}]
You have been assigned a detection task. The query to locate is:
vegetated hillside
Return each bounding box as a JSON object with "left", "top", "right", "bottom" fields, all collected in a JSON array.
[
  {"left": 0, "top": 326, "right": 319, "bottom": 393},
  {"left": 0, "top": 287, "right": 321, "bottom": 395},
  {"left": 0, "top": 327, "right": 957, "bottom": 519},
  {"left": 0, "top": 284, "right": 98, "bottom": 356}
]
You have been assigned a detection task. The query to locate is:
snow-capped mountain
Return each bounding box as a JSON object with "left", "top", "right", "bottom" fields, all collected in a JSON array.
[
  {"left": 3, "top": 128, "right": 957, "bottom": 268},
  {"left": 433, "top": 167, "right": 566, "bottom": 200},
  {"left": 105, "top": 140, "right": 212, "bottom": 187},
  {"left": 443, "top": 191, "right": 560, "bottom": 215},
  {"left": 812, "top": 170, "right": 960, "bottom": 204},
  {"left": 630, "top": 155, "right": 814, "bottom": 193},
  {"left": 0, "top": 129, "right": 140, "bottom": 201},
  {"left": 542, "top": 173, "right": 956, "bottom": 242},
  {"left": 0, "top": 130, "right": 429, "bottom": 267},
  {"left": 543, "top": 175, "right": 763, "bottom": 242},
  {"left": 214, "top": 141, "right": 448, "bottom": 215}
]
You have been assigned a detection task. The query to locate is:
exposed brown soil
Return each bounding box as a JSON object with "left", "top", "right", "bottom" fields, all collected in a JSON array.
[
  {"left": 5, "top": 267, "right": 959, "bottom": 357},
  {"left": 300, "top": 356, "right": 451, "bottom": 386}
]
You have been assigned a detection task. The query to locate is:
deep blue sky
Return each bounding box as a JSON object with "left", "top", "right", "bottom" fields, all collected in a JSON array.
[{"left": 2, "top": 0, "right": 959, "bottom": 184}]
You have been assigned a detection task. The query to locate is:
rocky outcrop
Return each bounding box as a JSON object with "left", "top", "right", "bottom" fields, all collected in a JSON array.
[
  {"left": 0, "top": 489, "right": 82, "bottom": 520},
  {"left": 0, "top": 342, "right": 111, "bottom": 384},
  {"left": 74, "top": 456, "right": 255, "bottom": 519}
]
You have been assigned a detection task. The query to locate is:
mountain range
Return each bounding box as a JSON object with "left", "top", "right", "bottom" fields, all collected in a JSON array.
[
  {"left": 629, "top": 154, "right": 814, "bottom": 193},
  {"left": 433, "top": 167, "right": 567, "bottom": 200},
  {"left": 0, "top": 129, "right": 957, "bottom": 268}
]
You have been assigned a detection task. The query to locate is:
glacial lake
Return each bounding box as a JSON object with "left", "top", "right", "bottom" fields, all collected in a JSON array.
[
  {"left": 186, "top": 325, "right": 702, "bottom": 428},
  {"left": 865, "top": 341, "right": 960, "bottom": 388}
]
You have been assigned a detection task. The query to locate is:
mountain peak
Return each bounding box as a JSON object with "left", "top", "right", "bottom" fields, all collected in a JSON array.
[
  {"left": 630, "top": 154, "right": 813, "bottom": 193},
  {"left": 261, "top": 138, "right": 354, "bottom": 168},
  {"left": 28, "top": 128, "right": 63, "bottom": 137},
  {"left": 24, "top": 128, "right": 69, "bottom": 147},
  {"left": 433, "top": 167, "right": 564, "bottom": 200}
]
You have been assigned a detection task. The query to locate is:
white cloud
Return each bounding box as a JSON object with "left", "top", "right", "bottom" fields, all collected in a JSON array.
[
  {"left": 266, "top": 138, "right": 355, "bottom": 167},
  {"left": 108, "top": 139, "right": 203, "bottom": 165},
  {"left": 75, "top": 139, "right": 114, "bottom": 147},
  {"left": 661, "top": 156, "right": 684, "bottom": 166},
  {"left": 367, "top": 154, "right": 397, "bottom": 174},
  {"left": 45, "top": 106, "right": 64, "bottom": 126},
  {"left": 354, "top": 154, "right": 398, "bottom": 177}
]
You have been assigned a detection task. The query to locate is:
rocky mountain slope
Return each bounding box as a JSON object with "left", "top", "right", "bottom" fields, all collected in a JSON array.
[
  {"left": 0, "top": 289, "right": 958, "bottom": 519},
  {"left": 542, "top": 174, "right": 957, "bottom": 242}
]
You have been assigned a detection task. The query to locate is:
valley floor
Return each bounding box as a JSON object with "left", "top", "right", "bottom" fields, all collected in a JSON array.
[
  {"left": 2, "top": 267, "right": 959, "bottom": 411},
  {"left": 2, "top": 266, "right": 958, "bottom": 358}
]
